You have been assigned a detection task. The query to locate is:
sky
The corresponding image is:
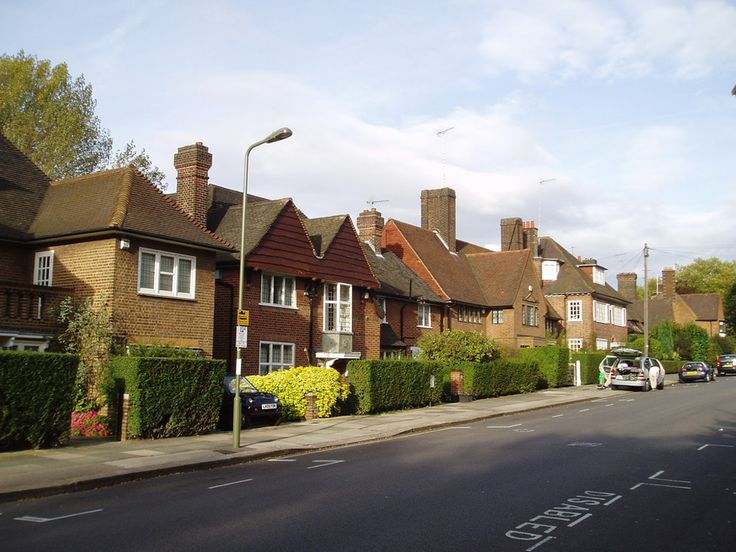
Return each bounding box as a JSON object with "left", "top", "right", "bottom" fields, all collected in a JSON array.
[{"left": 3, "top": 0, "right": 736, "bottom": 287}]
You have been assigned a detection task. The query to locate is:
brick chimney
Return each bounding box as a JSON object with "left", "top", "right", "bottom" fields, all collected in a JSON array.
[
  {"left": 421, "top": 188, "right": 456, "bottom": 252},
  {"left": 500, "top": 217, "right": 524, "bottom": 251},
  {"left": 174, "top": 142, "right": 212, "bottom": 226},
  {"left": 617, "top": 272, "right": 637, "bottom": 302},
  {"left": 662, "top": 267, "right": 676, "bottom": 299},
  {"left": 357, "top": 207, "right": 384, "bottom": 253},
  {"left": 522, "top": 220, "right": 539, "bottom": 256}
]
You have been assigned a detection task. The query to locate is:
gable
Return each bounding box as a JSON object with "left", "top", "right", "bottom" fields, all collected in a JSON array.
[{"left": 313, "top": 217, "right": 377, "bottom": 288}]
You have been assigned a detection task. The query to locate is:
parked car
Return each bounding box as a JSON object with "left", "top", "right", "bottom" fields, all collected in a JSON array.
[
  {"left": 609, "top": 352, "right": 666, "bottom": 391},
  {"left": 716, "top": 354, "right": 736, "bottom": 376},
  {"left": 221, "top": 376, "right": 283, "bottom": 427},
  {"left": 678, "top": 361, "right": 715, "bottom": 383}
]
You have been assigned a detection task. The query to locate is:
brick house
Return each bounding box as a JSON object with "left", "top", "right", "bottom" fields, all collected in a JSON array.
[
  {"left": 0, "top": 132, "right": 233, "bottom": 354},
  {"left": 510, "top": 225, "right": 630, "bottom": 352},
  {"left": 378, "top": 188, "right": 551, "bottom": 349},
  {"left": 171, "top": 143, "right": 378, "bottom": 375},
  {"left": 357, "top": 207, "right": 445, "bottom": 358},
  {"left": 619, "top": 268, "right": 725, "bottom": 338}
]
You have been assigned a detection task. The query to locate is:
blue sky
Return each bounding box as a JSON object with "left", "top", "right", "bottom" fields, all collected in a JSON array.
[{"left": 3, "top": 0, "right": 736, "bottom": 286}]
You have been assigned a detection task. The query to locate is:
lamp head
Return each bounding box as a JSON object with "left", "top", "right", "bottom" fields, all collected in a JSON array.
[{"left": 265, "top": 127, "right": 292, "bottom": 143}]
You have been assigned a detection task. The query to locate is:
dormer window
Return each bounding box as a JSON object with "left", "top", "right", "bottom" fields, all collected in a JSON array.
[
  {"left": 593, "top": 266, "right": 606, "bottom": 286},
  {"left": 542, "top": 260, "right": 560, "bottom": 281}
]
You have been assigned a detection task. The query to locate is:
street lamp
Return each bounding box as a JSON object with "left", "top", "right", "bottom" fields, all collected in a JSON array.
[{"left": 233, "top": 127, "right": 292, "bottom": 448}]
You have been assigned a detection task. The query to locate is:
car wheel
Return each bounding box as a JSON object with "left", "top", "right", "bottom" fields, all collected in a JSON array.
[{"left": 657, "top": 381, "right": 664, "bottom": 390}]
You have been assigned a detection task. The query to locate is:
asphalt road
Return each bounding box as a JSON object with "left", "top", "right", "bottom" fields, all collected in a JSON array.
[{"left": 2, "top": 378, "right": 734, "bottom": 551}]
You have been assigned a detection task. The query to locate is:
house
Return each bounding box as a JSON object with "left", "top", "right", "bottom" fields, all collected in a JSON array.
[
  {"left": 378, "top": 188, "right": 551, "bottom": 350},
  {"left": 504, "top": 222, "right": 630, "bottom": 352},
  {"left": 357, "top": 207, "right": 445, "bottom": 358},
  {"left": 0, "top": 132, "right": 233, "bottom": 355},
  {"left": 170, "top": 142, "right": 379, "bottom": 375},
  {"left": 619, "top": 268, "right": 725, "bottom": 338}
]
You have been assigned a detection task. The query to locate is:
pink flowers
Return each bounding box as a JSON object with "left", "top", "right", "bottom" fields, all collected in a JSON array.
[{"left": 71, "top": 411, "right": 111, "bottom": 437}]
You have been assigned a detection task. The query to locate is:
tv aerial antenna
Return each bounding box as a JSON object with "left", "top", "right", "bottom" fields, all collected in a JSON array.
[{"left": 436, "top": 126, "right": 454, "bottom": 185}]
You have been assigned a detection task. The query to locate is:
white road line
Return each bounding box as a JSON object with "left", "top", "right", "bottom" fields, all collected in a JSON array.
[
  {"left": 619, "top": 398, "right": 635, "bottom": 402},
  {"left": 487, "top": 423, "right": 522, "bottom": 429},
  {"left": 649, "top": 470, "right": 691, "bottom": 484},
  {"left": 308, "top": 460, "right": 345, "bottom": 469},
  {"left": 697, "top": 444, "right": 735, "bottom": 451},
  {"left": 447, "top": 426, "right": 472, "bottom": 429},
  {"left": 578, "top": 408, "right": 590, "bottom": 413},
  {"left": 631, "top": 482, "right": 691, "bottom": 490},
  {"left": 567, "top": 513, "right": 593, "bottom": 527},
  {"left": 268, "top": 458, "right": 297, "bottom": 462},
  {"left": 208, "top": 478, "right": 253, "bottom": 489},
  {"left": 526, "top": 535, "right": 556, "bottom": 551},
  {"left": 14, "top": 509, "right": 103, "bottom": 523},
  {"left": 552, "top": 414, "right": 564, "bottom": 418},
  {"left": 604, "top": 495, "right": 622, "bottom": 506},
  {"left": 604, "top": 403, "right": 615, "bottom": 407}
]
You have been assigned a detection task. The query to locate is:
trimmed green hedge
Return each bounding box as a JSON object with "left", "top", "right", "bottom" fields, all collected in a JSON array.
[
  {"left": 110, "top": 356, "right": 226, "bottom": 438},
  {"left": 518, "top": 346, "right": 569, "bottom": 388},
  {"left": 570, "top": 352, "right": 608, "bottom": 385},
  {"left": 454, "top": 359, "right": 541, "bottom": 398},
  {"left": 660, "top": 359, "right": 681, "bottom": 374},
  {"left": 347, "top": 360, "right": 444, "bottom": 414},
  {"left": 0, "top": 351, "right": 79, "bottom": 450}
]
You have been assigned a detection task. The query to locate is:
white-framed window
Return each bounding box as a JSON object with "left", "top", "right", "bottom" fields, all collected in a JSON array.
[
  {"left": 593, "top": 300, "right": 610, "bottom": 323},
  {"left": 324, "top": 282, "right": 352, "bottom": 332},
  {"left": 33, "top": 251, "right": 54, "bottom": 286},
  {"left": 260, "top": 273, "right": 296, "bottom": 308},
  {"left": 418, "top": 303, "right": 432, "bottom": 328},
  {"left": 380, "top": 298, "right": 387, "bottom": 324},
  {"left": 458, "top": 306, "right": 483, "bottom": 324},
  {"left": 381, "top": 349, "right": 404, "bottom": 360},
  {"left": 593, "top": 266, "right": 606, "bottom": 285},
  {"left": 522, "top": 305, "right": 539, "bottom": 327},
  {"left": 568, "top": 338, "right": 584, "bottom": 352},
  {"left": 259, "top": 341, "right": 295, "bottom": 375},
  {"left": 596, "top": 338, "right": 608, "bottom": 351},
  {"left": 611, "top": 306, "right": 627, "bottom": 327},
  {"left": 567, "top": 300, "right": 582, "bottom": 321},
  {"left": 491, "top": 309, "right": 504, "bottom": 324},
  {"left": 138, "top": 248, "right": 196, "bottom": 299},
  {"left": 542, "top": 260, "right": 560, "bottom": 281}
]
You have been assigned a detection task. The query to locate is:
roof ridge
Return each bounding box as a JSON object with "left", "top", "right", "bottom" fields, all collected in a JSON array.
[{"left": 110, "top": 167, "right": 134, "bottom": 227}]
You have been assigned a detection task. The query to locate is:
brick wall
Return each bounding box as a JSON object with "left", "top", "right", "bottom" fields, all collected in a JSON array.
[
  {"left": 0, "top": 243, "right": 31, "bottom": 282},
  {"left": 174, "top": 142, "right": 212, "bottom": 227},
  {"left": 421, "top": 188, "right": 456, "bottom": 252}
]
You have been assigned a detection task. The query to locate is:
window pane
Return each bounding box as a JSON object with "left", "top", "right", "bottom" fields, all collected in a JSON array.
[
  {"left": 326, "top": 283, "right": 336, "bottom": 301},
  {"left": 326, "top": 304, "right": 336, "bottom": 331},
  {"left": 284, "top": 278, "right": 295, "bottom": 306},
  {"left": 260, "top": 344, "right": 269, "bottom": 364},
  {"left": 159, "top": 255, "right": 174, "bottom": 292},
  {"left": 140, "top": 253, "right": 155, "bottom": 289},
  {"left": 339, "top": 303, "right": 351, "bottom": 332},
  {"left": 284, "top": 345, "right": 294, "bottom": 365},
  {"left": 272, "top": 345, "right": 282, "bottom": 364},
  {"left": 178, "top": 259, "right": 192, "bottom": 294},
  {"left": 340, "top": 284, "right": 350, "bottom": 302},
  {"left": 261, "top": 274, "right": 272, "bottom": 303}
]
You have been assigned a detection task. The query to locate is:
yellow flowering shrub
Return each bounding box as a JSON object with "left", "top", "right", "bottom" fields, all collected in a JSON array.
[{"left": 249, "top": 366, "right": 350, "bottom": 421}]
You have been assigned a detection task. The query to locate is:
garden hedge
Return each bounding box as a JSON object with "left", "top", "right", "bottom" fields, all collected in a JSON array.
[
  {"left": 109, "top": 356, "right": 226, "bottom": 438},
  {"left": 518, "top": 346, "right": 569, "bottom": 388},
  {"left": 451, "top": 358, "right": 540, "bottom": 398},
  {"left": 0, "top": 351, "right": 78, "bottom": 450},
  {"left": 347, "top": 360, "right": 444, "bottom": 414},
  {"left": 570, "top": 351, "right": 608, "bottom": 385}
]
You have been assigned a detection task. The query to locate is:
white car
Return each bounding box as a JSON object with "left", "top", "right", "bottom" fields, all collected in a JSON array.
[{"left": 609, "top": 353, "right": 665, "bottom": 391}]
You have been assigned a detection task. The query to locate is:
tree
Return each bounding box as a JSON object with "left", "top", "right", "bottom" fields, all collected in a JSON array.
[
  {"left": 0, "top": 51, "right": 165, "bottom": 188},
  {"left": 725, "top": 282, "right": 736, "bottom": 336},
  {"left": 675, "top": 257, "right": 736, "bottom": 298}
]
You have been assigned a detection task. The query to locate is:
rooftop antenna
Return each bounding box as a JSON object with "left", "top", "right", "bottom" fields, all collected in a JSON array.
[
  {"left": 366, "top": 199, "right": 389, "bottom": 208},
  {"left": 538, "top": 178, "right": 555, "bottom": 232},
  {"left": 436, "top": 126, "right": 454, "bottom": 185}
]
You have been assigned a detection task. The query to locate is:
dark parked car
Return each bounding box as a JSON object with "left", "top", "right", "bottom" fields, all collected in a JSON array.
[
  {"left": 221, "top": 376, "right": 283, "bottom": 428},
  {"left": 678, "top": 361, "right": 715, "bottom": 383},
  {"left": 716, "top": 354, "right": 736, "bottom": 376}
]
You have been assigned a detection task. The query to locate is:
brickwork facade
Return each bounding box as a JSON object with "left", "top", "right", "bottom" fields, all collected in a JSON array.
[{"left": 421, "top": 188, "right": 456, "bottom": 252}]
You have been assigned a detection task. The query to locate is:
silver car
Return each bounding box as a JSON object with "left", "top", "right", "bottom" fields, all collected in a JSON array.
[{"left": 609, "top": 354, "right": 665, "bottom": 391}]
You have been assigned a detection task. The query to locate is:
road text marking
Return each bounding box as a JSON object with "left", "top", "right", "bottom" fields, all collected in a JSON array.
[{"left": 15, "top": 509, "right": 103, "bottom": 523}]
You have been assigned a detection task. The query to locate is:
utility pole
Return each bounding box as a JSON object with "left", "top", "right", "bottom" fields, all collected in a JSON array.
[{"left": 643, "top": 243, "right": 649, "bottom": 357}]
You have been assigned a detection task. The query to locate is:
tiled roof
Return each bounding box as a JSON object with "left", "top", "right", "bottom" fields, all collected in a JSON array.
[
  {"left": 0, "top": 132, "right": 50, "bottom": 240},
  {"left": 361, "top": 243, "right": 443, "bottom": 302},
  {"left": 389, "top": 220, "right": 487, "bottom": 305},
  {"left": 464, "top": 249, "right": 530, "bottom": 307},
  {"left": 539, "top": 237, "right": 627, "bottom": 303},
  {"left": 28, "top": 167, "right": 232, "bottom": 250},
  {"left": 212, "top": 198, "right": 292, "bottom": 260},
  {"left": 681, "top": 293, "right": 723, "bottom": 320},
  {"left": 302, "top": 215, "right": 347, "bottom": 257}
]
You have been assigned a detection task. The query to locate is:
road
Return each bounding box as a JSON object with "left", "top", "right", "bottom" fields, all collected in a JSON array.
[{"left": 2, "top": 378, "right": 734, "bottom": 551}]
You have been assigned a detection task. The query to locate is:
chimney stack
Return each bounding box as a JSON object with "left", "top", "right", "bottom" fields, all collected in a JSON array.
[
  {"left": 617, "top": 272, "right": 637, "bottom": 302},
  {"left": 174, "top": 142, "right": 212, "bottom": 226},
  {"left": 357, "top": 207, "right": 384, "bottom": 253},
  {"left": 421, "top": 188, "right": 456, "bottom": 252},
  {"left": 662, "top": 267, "right": 676, "bottom": 299},
  {"left": 522, "top": 220, "right": 539, "bottom": 256},
  {"left": 500, "top": 217, "right": 524, "bottom": 251}
]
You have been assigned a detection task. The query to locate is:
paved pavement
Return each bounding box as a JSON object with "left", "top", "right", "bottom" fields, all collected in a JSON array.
[{"left": 0, "top": 376, "right": 678, "bottom": 503}]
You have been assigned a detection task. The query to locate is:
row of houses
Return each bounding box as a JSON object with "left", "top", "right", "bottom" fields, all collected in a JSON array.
[{"left": 0, "top": 133, "right": 724, "bottom": 376}]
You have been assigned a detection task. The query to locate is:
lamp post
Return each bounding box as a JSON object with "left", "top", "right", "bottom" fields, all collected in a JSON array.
[{"left": 233, "top": 127, "right": 292, "bottom": 448}]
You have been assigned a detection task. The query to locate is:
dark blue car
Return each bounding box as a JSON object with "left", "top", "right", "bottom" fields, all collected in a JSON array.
[{"left": 678, "top": 361, "right": 715, "bottom": 383}]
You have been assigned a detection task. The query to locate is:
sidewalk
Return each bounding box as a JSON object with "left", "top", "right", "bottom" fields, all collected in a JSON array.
[{"left": 0, "top": 378, "right": 676, "bottom": 503}]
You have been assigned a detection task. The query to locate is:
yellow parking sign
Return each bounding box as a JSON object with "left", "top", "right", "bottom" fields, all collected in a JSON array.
[{"left": 237, "top": 309, "right": 250, "bottom": 326}]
